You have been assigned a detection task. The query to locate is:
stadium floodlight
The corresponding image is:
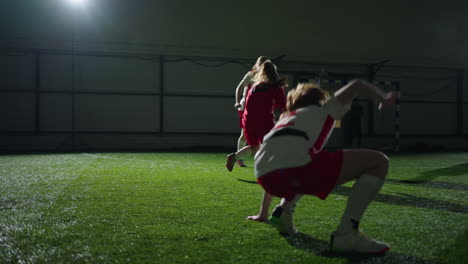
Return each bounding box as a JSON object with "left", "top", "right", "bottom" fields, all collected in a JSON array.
[{"left": 68, "top": 0, "right": 87, "bottom": 6}]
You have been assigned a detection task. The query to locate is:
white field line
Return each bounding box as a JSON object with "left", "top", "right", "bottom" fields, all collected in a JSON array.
[
  {"left": 392, "top": 166, "right": 451, "bottom": 169},
  {"left": 81, "top": 153, "right": 205, "bottom": 165},
  {"left": 82, "top": 153, "right": 121, "bottom": 160},
  {"left": 82, "top": 153, "right": 460, "bottom": 170}
]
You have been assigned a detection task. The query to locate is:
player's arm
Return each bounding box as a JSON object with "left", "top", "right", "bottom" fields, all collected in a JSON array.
[
  {"left": 234, "top": 72, "right": 252, "bottom": 109},
  {"left": 246, "top": 191, "right": 272, "bottom": 222},
  {"left": 334, "top": 80, "right": 398, "bottom": 110}
]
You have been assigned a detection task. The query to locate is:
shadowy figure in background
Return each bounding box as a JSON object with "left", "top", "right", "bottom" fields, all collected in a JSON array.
[{"left": 344, "top": 100, "right": 364, "bottom": 148}]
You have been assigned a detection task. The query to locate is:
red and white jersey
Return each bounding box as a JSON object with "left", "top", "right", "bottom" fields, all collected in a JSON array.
[
  {"left": 254, "top": 96, "right": 350, "bottom": 178},
  {"left": 242, "top": 82, "right": 286, "bottom": 127}
]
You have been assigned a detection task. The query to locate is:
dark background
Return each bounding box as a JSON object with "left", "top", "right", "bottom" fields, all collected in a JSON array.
[{"left": 1, "top": 0, "right": 467, "bottom": 152}]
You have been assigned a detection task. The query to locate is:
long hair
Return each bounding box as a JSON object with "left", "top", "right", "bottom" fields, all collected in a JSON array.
[
  {"left": 281, "top": 82, "right": 330, "bottom": 117},
  {"left": 252, "top": 56, "right": 268, "bottom": 73},
  {"left": 252, "top": 60, "right": 287, "bottom": 87}
]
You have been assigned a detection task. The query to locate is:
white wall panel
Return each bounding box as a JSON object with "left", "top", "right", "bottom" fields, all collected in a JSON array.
[
  {"left": 380, "top": 68, "right": 457, "bottom": 102},
  {"left": 40, "top": 94, "right": 73, "bottom": 131},
  {"left": 0, "top": 55, "right": 35, "bottom": 91},
  {"left": 464, "top": 104, "right": 468, "bottom": 135},
  {"left": 77, "top": 56, "right": 158, "bottom": 93},
  {"left": 0, "top": 93, "right": 35, "bottom": 131},
  {"left": 464, "top": 76, "right": 468, "bottom": 101},
  {"left": 165, "top": 61, "right": 247, "bottom": 95},
  {"left": 400, "top": 103, "right": 457, "bottom": 135},
  {"left": 374, "top": 105, "right": 396, "bottom": 135},
  {"left": 41, "top": 54, "right": 73, "bottom": 91},
  {"left": 399, "top": 78, "right": 457, "bottom": 102},
  {"left": 164, "top": 96, "right": 237, "bottom": 133},
  {"left": 75, "top": 94, "right": 159, "bottom": 132}
]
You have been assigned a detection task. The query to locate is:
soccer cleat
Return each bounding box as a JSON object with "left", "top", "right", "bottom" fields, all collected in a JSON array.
[
  {"left": 268, "top": 205, "right": 297, "bottom": 235},
  {"left": 226, "top": 153, "right": 236, "bottom": 172},
  {"left": 330, "top": 230, "right": 390, "bottom": 254},
  {"left": 236, "top": 159, "right": 247, "bottom": 167}
]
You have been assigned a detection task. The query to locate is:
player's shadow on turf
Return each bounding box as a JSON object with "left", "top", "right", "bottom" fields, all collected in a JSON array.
[
  {"left": 386, "top": 178, "right": 468, "bottom": 191},
  {"left": 238, "top": 179, "right": 468, "bottom": 213},
  {"left": 386, "top": 162, "right": 468, "bottom": 191},
  {"left": 408, "top": 162, "right": 468, "bottom": 182},
  {"left": 236, "top": 179, "right": 258, "bottom": 184},
  {"left": 284, "top": 232, "right": 437, "bottom": 264},
  {"left": 332, "top": 186, "right": 468, "bottom": 214}
]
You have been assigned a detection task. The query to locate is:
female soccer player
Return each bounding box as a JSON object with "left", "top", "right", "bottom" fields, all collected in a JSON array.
[
  {"left": 247, "top": 80, "right": 398, "bottom": 254},
  {"left": 233, "top": 56, "right": 268, "bottom": 167},
  {"left": 226, "top": 60, "right": 287, "bottom": 172}
]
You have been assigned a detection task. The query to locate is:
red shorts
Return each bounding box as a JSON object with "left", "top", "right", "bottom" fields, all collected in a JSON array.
[
  {"left": 242, "top": 121, "right": 274, "bottom": 147},
  {"left": 257, "top": 150, "right": 344, "bottom": 201},
  {"left": 237, "top": 110, "right": 244, "bottom": 128}
]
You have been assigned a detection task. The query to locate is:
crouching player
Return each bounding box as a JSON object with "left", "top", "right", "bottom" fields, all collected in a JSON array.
[{"left": 248, "top": 80, "right": 398, "bottom": 254}]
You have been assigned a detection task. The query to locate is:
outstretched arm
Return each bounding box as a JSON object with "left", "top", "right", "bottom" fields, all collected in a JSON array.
[
  {"left": 334, "top": 80, "right": 399, "bottom": 110},
  {"left": 246, "top": 191, "right": 272, "bottom": 222},
  {"left": 234, "top": 86, "right": 244, "bottom": 109},
  {"left": 234, "top": 72, "right": 252, "bottom": 109}
]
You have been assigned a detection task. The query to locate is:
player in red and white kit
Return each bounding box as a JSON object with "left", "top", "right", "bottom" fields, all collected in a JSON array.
[
  {"left": 247, "top": 80, "right": 399, "bottom": 254},
  {"left": 226, "top": 60, "right": 286, "bottom": 172},
  {"left": 233, "top": 56, "right": 268, "bottom": 167}
]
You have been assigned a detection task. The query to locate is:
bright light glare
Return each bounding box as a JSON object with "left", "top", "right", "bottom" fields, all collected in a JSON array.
[{"left": 68, "top": 0, "right": 87, "bottom": 6}]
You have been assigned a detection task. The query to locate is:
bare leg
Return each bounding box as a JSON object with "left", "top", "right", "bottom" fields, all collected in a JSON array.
[
  {"left": 226, "top": 144, "right": 257, "bottom": 172},
  {"left": 236, "top": 130, "right": 248, "bottom": 167},
  {"left": 237, "top": 129, "right": 246, "bottom": 151},
  {"left": 336, "top": 149, "right": 389, "bottom": 185},
  {"left": 235, "top": 145, "right": 258, "bottom": 160}
]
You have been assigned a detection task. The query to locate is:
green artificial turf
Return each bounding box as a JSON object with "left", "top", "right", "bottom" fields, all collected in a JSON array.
[{"left": 0, "top": 152, "right": 467, "bottom": 263}]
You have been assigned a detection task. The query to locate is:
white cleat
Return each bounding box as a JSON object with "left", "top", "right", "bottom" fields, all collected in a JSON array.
[{"left": 330, "top": 230, "right": 390, "bottom": 254}]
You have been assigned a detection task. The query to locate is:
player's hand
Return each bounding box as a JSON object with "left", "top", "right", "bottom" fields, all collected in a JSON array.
[
  {"left": 246, "top": 214, "right": 268, "bottom": 222},
  {"left": 234, "top": 103, "right": 241, "bottom": 109},
  {"left": 378, "top": 91, "right": 399, "bottom": 110}
]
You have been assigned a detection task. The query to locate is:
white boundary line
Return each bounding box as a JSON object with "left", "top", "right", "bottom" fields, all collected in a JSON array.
[
  {"left": 393, "top": 166, "right": 451, "bottom": 169},
  {"left": 82, "top": 153, "right": 460, "bottom": 170},
  {"left": 82, "top": 153, "right": 121, "bottom": 160},
  {"left": 81, "top": 153, "right": 206, "bottom": 165}
]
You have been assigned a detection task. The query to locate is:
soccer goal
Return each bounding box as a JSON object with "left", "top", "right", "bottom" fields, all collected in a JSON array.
[{"left": 319, "top": 79, "right": 401, "bottom": 152}]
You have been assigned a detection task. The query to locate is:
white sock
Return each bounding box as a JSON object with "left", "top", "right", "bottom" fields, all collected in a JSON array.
[
  {"left": 336, "top": 174, "right": 384, "bottom": 234},
  {"left": 280, "top": 195, "right": 302, "bottom": 213}
]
